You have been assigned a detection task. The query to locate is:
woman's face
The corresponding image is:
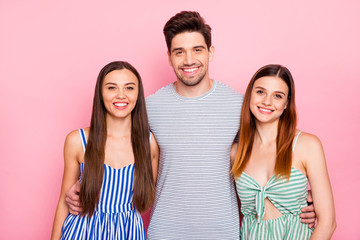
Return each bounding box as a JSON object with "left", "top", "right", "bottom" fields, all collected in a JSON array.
[
  {"left": 249, "top": 76, "right": 289, "bottom": 125},
  {"left": 102, "top": 69, "right": 139, "bottom": 120}
]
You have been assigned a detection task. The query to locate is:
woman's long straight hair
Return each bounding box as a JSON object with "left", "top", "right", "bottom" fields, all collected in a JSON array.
[
  {"left": 231, "top": 64, "right": 297, "bottom": 180},
  {"left": 80, "top": 61, "right": 155, "bottom": 216}
]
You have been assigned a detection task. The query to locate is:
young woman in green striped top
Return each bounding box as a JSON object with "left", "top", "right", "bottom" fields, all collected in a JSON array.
[{"left": 231, "top": 64, "right": 336, "bottom": 239}]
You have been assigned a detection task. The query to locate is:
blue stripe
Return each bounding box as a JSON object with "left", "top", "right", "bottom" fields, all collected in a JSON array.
[
  {"left": 119, "top": 167, "right": 126, "bottom": 207},
  {"left": 79, "top": 128, "right": 87, "bottom": 148},
  {"left": 111, "top": 167, "right": 118, "bottom": 213},
  {"left": 124, "top": 164, "right": 132, "bottom": 203},
  {"left": 114, "top": 166, "right": 122, "bottom": 211}
]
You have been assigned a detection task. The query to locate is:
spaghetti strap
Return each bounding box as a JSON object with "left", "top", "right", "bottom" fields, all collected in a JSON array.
[
  {"left": 292, "top": 131, "right": 302, "bottom": 152},
  {"left": 78, "top": 129, "right": 87, "bottom": 153}
]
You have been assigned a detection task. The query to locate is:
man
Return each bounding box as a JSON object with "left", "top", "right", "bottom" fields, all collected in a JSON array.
[
  {"left": 145, "top": 11, "right": 242, "bottom": 239},
  {"left": 66, "top": 11, "right": 315, "bottom": 239}
]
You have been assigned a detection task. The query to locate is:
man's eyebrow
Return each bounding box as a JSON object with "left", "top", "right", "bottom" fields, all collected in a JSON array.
[
  {"left": 171, "top": 45, "right": 206, "bottom": 53},
  {"left": 171, "top": 47, "right": 184, "bottom": 53}
]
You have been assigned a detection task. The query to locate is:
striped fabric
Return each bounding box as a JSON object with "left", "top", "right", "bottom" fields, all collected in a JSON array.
[
  {"left": 146, "top": 81, "right": 243, "bottom": 239},
  {"left": 235, "top": 132, "right": 314, "bottom": 239},
  {"left": 60, "top": 129, "right": 146, "bottom": 240}
]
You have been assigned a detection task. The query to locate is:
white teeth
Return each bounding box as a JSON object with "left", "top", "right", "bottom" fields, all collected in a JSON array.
[
  {"left": 114, "top": 103, "right": 127, "bottom": 107},
  {"left": 183, "top": 68, "right": 198, "bottom": 72},
  {"left": 259, "top": 107, "right": 272, "bottom": 112}
]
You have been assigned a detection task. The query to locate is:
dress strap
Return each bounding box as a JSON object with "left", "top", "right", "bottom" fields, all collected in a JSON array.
[
  {"left": 292, "top": 131, "right": 302, "bottom": 152},
  {"left": 78, "top": 129, "right": 87, "bottom": 153}
]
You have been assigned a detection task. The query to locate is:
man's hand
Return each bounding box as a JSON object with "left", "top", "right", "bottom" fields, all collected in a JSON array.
[
  {"left": 65, "top": 180, "right": 82, "bottom": 215},
  {"left": 300, "top": 190, "right": 316, "bottom": 228}
]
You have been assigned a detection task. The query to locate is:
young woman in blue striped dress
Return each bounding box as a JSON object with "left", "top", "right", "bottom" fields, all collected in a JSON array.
[
  {"left": 51, "top": 61, "right": 159, "bottom": 239},
  {"left": 231, "top": 64, "right": 336, "bottom": 239}
]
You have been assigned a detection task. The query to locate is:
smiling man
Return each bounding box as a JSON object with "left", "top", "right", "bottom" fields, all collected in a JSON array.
[
  {"left": 145, "top": 11, "right": 243, "bottom": 239},
  {"left": 169, "top": 31, "right": 213, "bottom": 88}
]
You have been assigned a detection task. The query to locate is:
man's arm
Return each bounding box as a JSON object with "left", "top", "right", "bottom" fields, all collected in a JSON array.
[
  {"left": 300, "top": 190, "right": 316, "bottom": 228},
  {"left": 65, "top": 180, "right": 82, "bottom": 215}
]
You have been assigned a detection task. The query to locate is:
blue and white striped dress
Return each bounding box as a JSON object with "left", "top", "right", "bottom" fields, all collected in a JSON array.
[{"left": 60, "top": 129, "right": 146, "bottom": 240}]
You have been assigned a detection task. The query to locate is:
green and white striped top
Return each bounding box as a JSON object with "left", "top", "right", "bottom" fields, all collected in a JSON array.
[{"left": 235, "top": 131, "right": 314, "bottom": 239}]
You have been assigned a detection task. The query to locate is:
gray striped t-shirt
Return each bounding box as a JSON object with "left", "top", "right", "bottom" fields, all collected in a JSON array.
[{"left": 146, "top": 80, "right": 243, "bottom": 239}]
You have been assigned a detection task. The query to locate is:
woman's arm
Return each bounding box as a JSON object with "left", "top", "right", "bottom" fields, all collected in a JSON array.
[
  {"left": 301, "top": 133, "right": 336, "bottom": 239},
  {"left": 51, "top": 130, "right": 82, "bottom": 240},
  {"left": 150, "top": 132, "right": 159, "bottom": 184}
]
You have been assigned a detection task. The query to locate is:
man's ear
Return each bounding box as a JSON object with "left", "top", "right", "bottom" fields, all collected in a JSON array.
[{"left": 209, "top": 45, "right": 215, "bottom": 62}]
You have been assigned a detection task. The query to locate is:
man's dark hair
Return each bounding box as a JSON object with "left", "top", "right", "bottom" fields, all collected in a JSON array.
[{"left": 163, "top": 11, "right": 212, "bottom": 53}]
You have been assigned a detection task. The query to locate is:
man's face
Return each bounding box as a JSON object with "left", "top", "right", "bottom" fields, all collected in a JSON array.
[{"left": 168, "top": 31, "right": 214, "bottom": 86}]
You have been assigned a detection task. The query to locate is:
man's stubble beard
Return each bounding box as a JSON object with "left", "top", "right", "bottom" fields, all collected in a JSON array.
[{"left": 174, "top": 68, "right": 207, "bottom": 87}]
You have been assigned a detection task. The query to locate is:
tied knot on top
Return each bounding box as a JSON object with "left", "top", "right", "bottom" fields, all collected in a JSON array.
[{"left": 255, "top": 186, "right": 268, "bottom": 223}]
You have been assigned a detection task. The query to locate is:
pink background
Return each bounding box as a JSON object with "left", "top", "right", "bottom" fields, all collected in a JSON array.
[{"left": 1, "top": 0, "right": 359, "bottom": 239}]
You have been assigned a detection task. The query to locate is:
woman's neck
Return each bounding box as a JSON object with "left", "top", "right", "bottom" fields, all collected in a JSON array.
[
  {"left": 105, "top": 114, "right": 132, "bottom": 138},
  {"left": 254, "top": 120, "right": 279, "bottom": 147}
]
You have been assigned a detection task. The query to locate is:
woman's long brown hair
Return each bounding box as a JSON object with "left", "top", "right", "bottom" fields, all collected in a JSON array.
[
  {"left": 231, "top": 64, "right": 297, "bottom": 180},
  {"left": 80, "top": 61, "right": 155, "bottom": 216}
]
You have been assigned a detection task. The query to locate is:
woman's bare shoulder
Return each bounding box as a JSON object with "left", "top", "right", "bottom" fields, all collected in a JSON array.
[{"left": 64, "top": 127, "right": 89, "bottom": 163}]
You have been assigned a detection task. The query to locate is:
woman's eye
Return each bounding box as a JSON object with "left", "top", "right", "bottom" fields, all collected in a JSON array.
[
  {"left": 175, "top": 51, "right": 183, "bottom": 55},
  {"left": 256, "top": 90, "right": 264, "bottom": 94},
  {"left": 108, "top": 86, "right": 116, "bottom": 90},
  {"left": 126, "top": 86, "right": 134, "bottom": 90},
  {"left": 275, "top": 94, "right": 283, "bottom": 99}
]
